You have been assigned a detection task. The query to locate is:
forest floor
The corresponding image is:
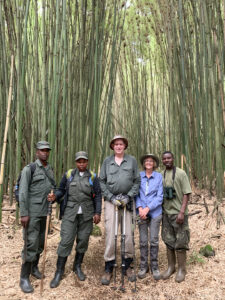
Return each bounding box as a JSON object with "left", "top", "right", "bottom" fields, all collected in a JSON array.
[{"left": 0, "top": 191, "right": 225, "bottom": 300}]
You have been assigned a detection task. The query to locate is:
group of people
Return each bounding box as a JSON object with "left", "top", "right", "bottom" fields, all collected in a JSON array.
[{"left": 18, "top": 136, "right": 191, "bottom": 293}]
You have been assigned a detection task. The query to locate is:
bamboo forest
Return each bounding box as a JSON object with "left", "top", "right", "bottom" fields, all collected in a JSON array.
[{"left": 0, "top": 0, "right": 225, "bottom": 299}]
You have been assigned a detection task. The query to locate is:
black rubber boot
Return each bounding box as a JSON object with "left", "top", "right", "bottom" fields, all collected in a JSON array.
[
  {"left": 101, "top": 260, "right": 114, "bottom": 285},
  {"left": 31, "top": 254, "right": 42, "bottom": 279},
  {"left": 20, "top": 262, "right": 34, "bottom": 293},
  {"left": 150, "top": 245, "right": 161, "bottom": 280},
  {"left": 175, "top": 250, "right": 186, "bottom": 283},
  {"left": 50, "top": 256, "right": 67, "bottom": 288},
  {"left": 73, "top": 252, "right": 86, "bottom": 281},
  {"left": 162, "top": 247, "right": 176, "bottom": 280}
]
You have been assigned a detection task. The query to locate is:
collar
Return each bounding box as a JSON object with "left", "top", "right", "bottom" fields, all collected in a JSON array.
[
  {"left": 110, "top": 154, "right": 128, "bottom": 165},
  {"left": 35, "top": 159, "right": 48, "bottom": 168},
  {"left": 140, "top": 170, "right": 156, "bottom": 179}
]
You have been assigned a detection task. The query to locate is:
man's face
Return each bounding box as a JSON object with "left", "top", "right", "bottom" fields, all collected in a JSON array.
[
  {"left": 36, "top": 149, "right": 50, "bottom": 162},
  {"left": 162, "top": 153, "right": 174, "bottom": 169},
  {"left": 113, "top": 139, "right": 126, "bottom": 155},
  {"left": 76, "top": 158, "right": 88, "bottom": 172}
]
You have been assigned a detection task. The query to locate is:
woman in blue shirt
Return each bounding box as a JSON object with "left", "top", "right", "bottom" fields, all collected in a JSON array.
[{"left": 136, "top": 154, "right": 163, "bottom": 280}]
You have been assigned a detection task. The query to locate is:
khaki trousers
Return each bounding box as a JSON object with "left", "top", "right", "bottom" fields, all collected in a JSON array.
[{"left": 104, "top": 201, "right": 134, "bottom": 262}]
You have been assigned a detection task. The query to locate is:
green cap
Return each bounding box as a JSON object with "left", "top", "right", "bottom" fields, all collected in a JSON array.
[
  {"left": 36, "top": 141, "right": 51, "bottom": 150},
  {"left": 75, "top": 151, "right": 88, "bottom": 161}
]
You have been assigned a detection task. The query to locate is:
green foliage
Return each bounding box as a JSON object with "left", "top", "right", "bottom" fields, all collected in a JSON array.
[
  {"left": 199, "top": 245, "right": 215, "bottom": 257},
  {"left": 91, "top": 225, "right": 102, "bottom": 237},
  {"left": 187, "top": 251, "right": 205, "bottom": 265}
]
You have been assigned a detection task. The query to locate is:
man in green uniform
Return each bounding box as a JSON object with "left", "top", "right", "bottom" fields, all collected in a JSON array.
[
  {"left": 19, "top": 141, "right": 56, "bottom": 293},
  {"left": 161, "top": 151, "right": 192, "bottom": 283},
  {"left": 50, "top": 151, "right": 102, "bottom": 288},
  {"left": 100, "top": 135, "right": 140, "bottom": 285}
]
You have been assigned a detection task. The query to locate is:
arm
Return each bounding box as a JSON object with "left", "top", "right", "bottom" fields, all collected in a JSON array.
[
  {"left": 99, "top": 159, "right": 114, "bottom": 201},
  {"left": 176, "top": 194, "right": 190, "bottom": 224},
  {"left": 127, "top": 158, "right": 141, "bottom": 198},
  {"left": 54, "top": 173, "right": 67, "bottom": 203},
  {"left": 19, "top": 166, "right": 32, "bottom": 227},
  {"left": 147, "top": 175, "right": 163, "bottom": 211},
  {"left": 93, "top": 176, "right": 102, "bottom": 215}
]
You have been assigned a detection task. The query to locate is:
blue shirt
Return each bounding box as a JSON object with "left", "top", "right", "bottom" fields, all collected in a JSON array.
[{"left": 135, "top": 171, "right": 163, "bottom": 219}]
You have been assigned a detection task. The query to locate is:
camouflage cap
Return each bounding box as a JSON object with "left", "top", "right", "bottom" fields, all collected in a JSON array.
[
  {"left": 75, "top": 151, "right": 88, "bottom": 161},
  {"left": 109, "top": 135, "right": 128, "bottom": 150},
  {"left": 36, "top": 141, "right": 51, "bottom": 150}
]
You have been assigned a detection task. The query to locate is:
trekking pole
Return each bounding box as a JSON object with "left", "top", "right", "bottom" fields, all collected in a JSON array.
[
  {"left": 132, "top": 199, "right": 137, "bottom": 293},
  {"left": 40, "top": 190, "right": 53, "bottom": 296},
  {"left": 113, "top": 205, "right": 118, "bottom": 290},
  {"left": 120, "top": 205, "right": 126, "bottom": 292}
]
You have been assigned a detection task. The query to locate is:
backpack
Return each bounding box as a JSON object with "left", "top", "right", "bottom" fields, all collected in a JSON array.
[
  {"left": 14, "top": 163, "right": 36, "bottom": 206},
  {"left": 66, "top": 169, "right": 96, "bottom": 188}
]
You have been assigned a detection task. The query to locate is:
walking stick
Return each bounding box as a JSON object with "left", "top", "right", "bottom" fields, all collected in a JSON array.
[
  {"left": 113, "top": 205, "right": 118, "bottom": 289},
  {"left": 120, "top": 205, "right": 126, "bottom": 292},
  {"left": 132, "top": 199, "right": 137, "bottom": 293},
  {"left": 40, "top": 190, "right": 53, "bottom": 295}
]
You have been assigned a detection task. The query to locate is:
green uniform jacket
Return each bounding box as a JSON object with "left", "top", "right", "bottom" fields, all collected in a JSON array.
[
  {"left": 162, "top": 167, "right": 192, "bottom": 215},
  {"left": 99, "top": 154, "right": 140, "bottom": 201},
  {"left": 19, "top": 159, "right": 55, "bottom": 217}
]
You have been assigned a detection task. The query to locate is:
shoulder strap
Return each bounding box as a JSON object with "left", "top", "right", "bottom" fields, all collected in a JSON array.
[
  {"left": 29, "top": 163, "right": 36, "bottom": 178},
  {"left": 66, "top": 169, "right": 76, "bottom": 182},
  {"left": 164, "top": 166, "right": 176, "bottom": 184},
  {"left": 89, "top": 171, "right": 96, "bottom": 186},
  {"left": 42, "top": 165, "right": 56, "bottom": 187}
]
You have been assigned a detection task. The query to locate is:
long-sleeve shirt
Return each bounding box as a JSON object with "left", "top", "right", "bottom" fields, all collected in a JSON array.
[
  {"left": 136, "top": 170, "right": 163, "bottom": 219},
  {"left": 99, "top": 154, "right": 140, "bottom": 201}
]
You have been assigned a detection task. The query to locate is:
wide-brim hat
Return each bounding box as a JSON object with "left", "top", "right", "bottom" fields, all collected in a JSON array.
[
  {"left": 75, "top": 151, "right": 88, "bottom": 161},
  {"left": 36, "top": 141, "right": 51, "bottom": 150},
  {"left": 110, "top": 135, "right": 128, "bottom": 150},
  {"left": 140, "top": 154, "right": 159, "bottom": 168}
]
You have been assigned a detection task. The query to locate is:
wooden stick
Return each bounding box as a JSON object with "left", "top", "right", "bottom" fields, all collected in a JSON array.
[{"left": 0, "top": 55, "right": 14, "bottom": 185}]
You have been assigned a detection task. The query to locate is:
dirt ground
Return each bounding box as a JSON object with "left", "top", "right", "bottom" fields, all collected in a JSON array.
[{"left": 0, "top": 192, "right": 225, "bottom": 300}]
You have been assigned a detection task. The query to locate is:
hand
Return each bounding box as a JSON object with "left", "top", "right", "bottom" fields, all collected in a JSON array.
[
  {"left": 21, "top": 216, "right": 30, "bottom": 228},
  {"left": 93, "top": 214, "right": 101, "bottom": 224},
  {"left": 139, "top": 207, "right": 147, "bottom": 220},
  {"left": 176, "top": 211, "right": 185, "bottom": 224},
  {"left": 119, "top": 194, "right": 130, "bottom": 207},
  {"left": 47, "top": 193, "right": 56, "bottom": 202},
  {"left": 111, "top": 195, "right": 122, "bottom": 207}
]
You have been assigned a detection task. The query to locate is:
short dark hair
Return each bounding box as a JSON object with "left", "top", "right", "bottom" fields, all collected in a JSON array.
[{"left": 162, "top": 151, "right": 174, "bottom": 158}]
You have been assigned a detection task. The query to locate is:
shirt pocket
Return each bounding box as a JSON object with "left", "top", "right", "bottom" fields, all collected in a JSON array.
[
  {"left": 122, "top": 167, "right": 133, "bottom": 179},
  {"left": 31, "top": 174, "right": 46, "bottom": 192}
]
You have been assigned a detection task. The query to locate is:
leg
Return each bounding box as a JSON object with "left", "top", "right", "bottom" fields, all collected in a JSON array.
[
  {"left": 50, "top": 217, "right": 77, "bottom": 288},
  {"left": 149, "top": 214, "right": 162, "bottom": 280},
  {"left": 101, "top": 201, "right": 116, "bottom": 285},
  {"left": 138, "top": 219, "right": 149, "bottom": 279},
  {"left": 31, "top": 216, "right": 47, "bottom": 279},
  {"left": 20, "top": 217, "right": 41, "bottom": 293},
  {"left": 124, "top": 209, "right": 135, "bottom": 282},
  {"left": 161, "top": 214, "right": 176, "bottom": 280},
  {"left": 174, "top": 215, "right": 190, "bottom": 283},
  {"left": 74, "top": 215, "right": 93, "bottom": 281}
]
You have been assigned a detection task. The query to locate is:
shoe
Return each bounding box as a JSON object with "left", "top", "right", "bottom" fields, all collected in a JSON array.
[
  {"left": 50, "top": 256, "right": 67, "bottom": 288},
  {"left": 175, "top": 250, "right": 186, "bottom": 283},
  {"left": 161, "top": 248, "right": 176, "bottom": 280},
  {"left": 73, "top": 253, "right": 86, "bottom": 281},
  {"left": 138, "top": 267, "right": 149, "bottom": 279},
  {"left": 126, "top": 267, "right": 136, "bottom": 282},
  {"left": 20, "top": 262, "right": 34, "bottom": 293},
  {"left": 31, "top": 254, "right": 43, "bottom": 279},
  {"left": 101, "top": 271, "right": 112, "bottom": 285},
  {"left": 152, "top": 268, "right": 161, "bottom": 280}
]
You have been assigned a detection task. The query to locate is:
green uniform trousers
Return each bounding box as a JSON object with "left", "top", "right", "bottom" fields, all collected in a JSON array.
[
  {"left": 57, "top": 214, "right": 93, "bottom": 257},
  {"left": 22, "top": 216, "right": 46, "bottom": 262}
]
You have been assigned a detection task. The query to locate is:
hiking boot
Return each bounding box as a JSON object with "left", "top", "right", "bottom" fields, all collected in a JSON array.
[
  {"left": 73, "top": 252, "right": 86, "bottom": 281},
  {"left": 161, "top": 248, "right": 176, "bottom": 280},
  {"left": 138, "top": 267, "right": 149, "bottom": 279},
  {"left": 20, "top": 262, "right": 34, "bottom": 293},
  {"left": 152, "top": 268, "right": 161, "bottom": 280},
  {"left": 175, "top": 250, "right": 186, "bottom": 283},
  {"left": 50, "top": 256, "right": 67, "bottom": 288},
  {"left": 101, "top": 271, "right": 112, "bottom": 285},
  {"left": 126, "top": 267, "right": 136, "bottom": 282},
  {"left": 31, "top": 254, "right": 43, "bottom": 279}
]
